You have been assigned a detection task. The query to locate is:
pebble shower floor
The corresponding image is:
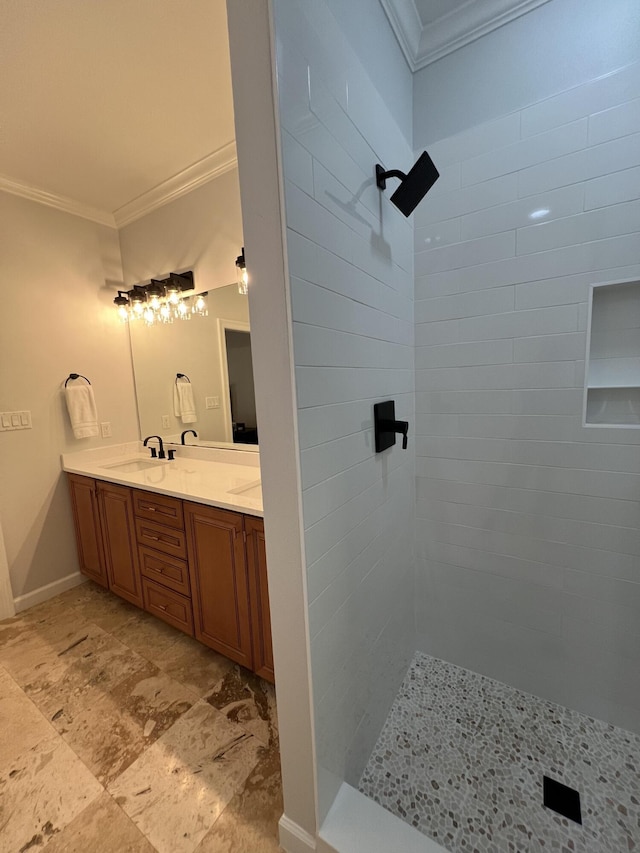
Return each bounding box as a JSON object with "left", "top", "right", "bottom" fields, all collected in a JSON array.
[{"left": 359, "top": 652, "right": 640, "bottom": 852}]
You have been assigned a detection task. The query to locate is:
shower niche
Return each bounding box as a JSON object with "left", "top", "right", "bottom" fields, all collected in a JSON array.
[{"left": 584, "top": 279, "right": 640, "bottom": 427}]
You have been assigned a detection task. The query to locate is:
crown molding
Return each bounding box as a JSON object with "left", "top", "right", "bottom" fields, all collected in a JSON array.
[
  {"left": 382, "top": 0, "right": 552, "bottom": 71},
  {"left": 113, "top": 141, "right": 238, "bottom": 228},
  {"left": 378, "top": 0, "right": 422, "bottom": 71},
  {"left": 0, "top": 140, "right": 237, "bottom": 230},
  {"left": 0, "top": 173, "right": 115, "bottom": 226}
]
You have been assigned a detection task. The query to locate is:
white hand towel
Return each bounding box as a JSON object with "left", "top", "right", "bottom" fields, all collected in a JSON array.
[
  {"left": 173, "top": 381, "right": 197, "bottom": 424},
  {"left": 65, "top": 384, "right": 99, "bottom": 438}
]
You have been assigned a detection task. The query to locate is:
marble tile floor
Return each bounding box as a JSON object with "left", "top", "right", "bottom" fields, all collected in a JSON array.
[
  {"left": 0, "top": 581, "right": 283, "bottom": 852},
  {"left": 360, "top": 652, "right": 640, "bottom": 853}
]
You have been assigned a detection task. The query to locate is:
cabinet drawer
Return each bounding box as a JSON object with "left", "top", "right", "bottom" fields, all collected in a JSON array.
[
  {"left": 133, "top": 490, "right": 184, "bottom": 529},
  {"left": 135, "top": 518, "right": 187, "bottom": 559},
  {"left": 142, "top": 578, "right": 193, "bottom": 636},
  {"left": 139, "top": 546, "right": 190, "bottom": 597}
]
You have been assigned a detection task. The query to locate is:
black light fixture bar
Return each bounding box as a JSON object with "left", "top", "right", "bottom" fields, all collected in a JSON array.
[{"left": 113, "top": 270, "right": 195, "bottom": 307}]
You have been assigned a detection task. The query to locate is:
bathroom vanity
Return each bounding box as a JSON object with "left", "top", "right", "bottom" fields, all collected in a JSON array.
[{"left": 63, "top": 444, "right": 273, "bottom": 683}]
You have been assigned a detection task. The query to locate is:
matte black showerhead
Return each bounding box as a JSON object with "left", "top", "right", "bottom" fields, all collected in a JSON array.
[{"left": 375, "top": 151, "right": 440, "bottom": 217}]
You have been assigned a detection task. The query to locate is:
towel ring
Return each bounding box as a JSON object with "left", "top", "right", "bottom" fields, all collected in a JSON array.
[
  {"left": 65, "top": 373, "right": 91, "bottom": 387},
  {"left": 175, "top": 373, "right": 191, "bottom": 384}
]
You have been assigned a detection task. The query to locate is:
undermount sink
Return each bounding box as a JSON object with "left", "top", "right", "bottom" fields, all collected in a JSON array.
[
  {"left": 102, "top": 458, "right": 166, "bottom": 473},
  {"left": 227, "top": 480, "right": 262, "bottom": 499}
]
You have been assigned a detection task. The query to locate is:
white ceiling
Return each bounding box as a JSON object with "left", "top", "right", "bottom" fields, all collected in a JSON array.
[
  {"left": 0, "top": 0, "right": 235, "bottom": 221},
  {"left": 381, "top": 0, "right": 553, "bottom": 70}
]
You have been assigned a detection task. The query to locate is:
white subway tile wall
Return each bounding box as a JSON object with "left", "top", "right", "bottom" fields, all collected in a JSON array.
[
  {"left": 414, "top": 60, "right": 640, "bottom": 734},
  {"left": 272, "top": 0, "right": 416, "bottom": 806}
]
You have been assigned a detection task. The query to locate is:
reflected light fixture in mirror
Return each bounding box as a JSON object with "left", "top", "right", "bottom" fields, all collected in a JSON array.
[
  {"left": 113, "top": 271, "right": 208, "bottom": 325},
  {"left": 236, "top": 248, "right": 248, "bottom": 295}
]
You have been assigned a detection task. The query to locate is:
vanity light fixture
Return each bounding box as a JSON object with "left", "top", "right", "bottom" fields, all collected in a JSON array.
[
  {"left": 192, "top": 292, "right": 208, "bottom": 316},
  {"left": 130, "top": 286, "right": 147, "bottom": 318},
  {"left": 236, "top": 248, "right": 248, "bottom": 295},
  {"left": 114, "top": 291, "right": 130, "bottom": 322},
  {"left": 146, "top": 280, "right": 164, "bottom": 310},
  {"left": 113, "top": 270, "right": 205, "bottom": 324}
]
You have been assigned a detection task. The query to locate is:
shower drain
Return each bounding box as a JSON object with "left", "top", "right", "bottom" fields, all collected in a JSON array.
[{"left": 543, "top": 775, "right": 583, "bottom": 824}]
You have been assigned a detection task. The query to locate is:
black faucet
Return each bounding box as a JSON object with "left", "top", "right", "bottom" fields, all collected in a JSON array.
[
  {"left": 180, "top": 429, "right": 198, "bottom": 445},
  {"left": 143, "top": 435, "right": 165, "bottom": 459}
]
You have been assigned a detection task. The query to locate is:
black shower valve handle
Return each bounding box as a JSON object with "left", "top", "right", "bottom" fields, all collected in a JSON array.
[
  {"left": 385, "top": 419, "right": 408, "bottom": 450},
  {"left": 374, "top": 401, "right": 409, "bottom": 453},
  {"left": 396, "top": 420, "right": 409, "bottom": 450}
]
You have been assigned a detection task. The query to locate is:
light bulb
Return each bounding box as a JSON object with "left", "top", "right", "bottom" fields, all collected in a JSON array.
[
  {"left": 167, "top": 287, "right": 180, "bottom": 305},
  {"left": 132, "top": 299, "right": 145, "bottom": 317},
  {"left": 193, "top": 293, "right": 207, "bottom": 315},
  {"left": 159, "top": 303, "right": 172, "bottom": 323},
  {"left": 236, "top": 249, "right": 248, "bottom": 295},
  {"left": 149, "top": 294, "right": 161, "bottom": 310},
  {"left": 117, "top": 304, "right": 129, "bottom": 322},
  {"left": 176, "top": 299, "right": 189, "bottom": 318},
  {"left": 143, "top": 306, "right": 155, "bottom": 325}
]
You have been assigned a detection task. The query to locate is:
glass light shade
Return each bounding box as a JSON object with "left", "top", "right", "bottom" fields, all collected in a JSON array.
[
  {"left": 143, "top": 306, "right": 156, "bottom": 325},
  {"left": 237, "top": 267, "right": 248, "bottom": 295},
  {"left": 176, "top": 299, "right": 189, "bottom": 319},
  {"left": 148, "top": 294, "right": 161, "bottom": 310},
  {"left": 193, "top": 293, "right": 207, "bottom": 315},
  {"left": 116, "top": 304, "right": 129, "bottom": 322},
  {"left": 131, "top": 298, "right": 145, "bottom": 317},
  {"left": 159, "top": 303, "right": 172, "bottom": 323},
  {"left": 167, "top": 287, "right": 180, "bottom": 305}
]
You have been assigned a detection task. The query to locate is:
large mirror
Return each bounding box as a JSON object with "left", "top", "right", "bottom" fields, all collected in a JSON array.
[{"left": 129, "top": 284, "right": 258, "bottom": 448}]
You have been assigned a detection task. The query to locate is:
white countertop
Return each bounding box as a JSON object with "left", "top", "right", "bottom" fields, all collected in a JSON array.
[{"left": 62, "top": 442, "right": 263, "bottom": 517}]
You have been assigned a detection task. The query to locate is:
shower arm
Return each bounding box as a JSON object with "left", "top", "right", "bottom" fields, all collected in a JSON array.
[{"left": 375, "top": 165, "right": 408, "bottom": 190}]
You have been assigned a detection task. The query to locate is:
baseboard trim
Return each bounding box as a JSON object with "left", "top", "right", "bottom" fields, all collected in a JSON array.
[
  {"left": 14, "top": 572, "right": 86, "bottom": 613},
  {"left": 279, "top": 814, "right": 317, "bottom": 853}
]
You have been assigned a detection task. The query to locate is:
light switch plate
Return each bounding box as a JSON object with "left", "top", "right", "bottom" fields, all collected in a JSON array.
[
  {"left": 100, "top": 422, "right": 112, "bottom": 438},
  {"left": 162, "top": 415, "right": 171, "bottom": 429},
  {"left": 205, "top": 396, "right": 220, "bottom": 409},
  {"left": 0, "top": 410, "right": 32, "bottom": 431}
]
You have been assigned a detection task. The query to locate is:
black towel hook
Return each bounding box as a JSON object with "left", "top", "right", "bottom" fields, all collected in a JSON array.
[
  {"left": 65, "top": 373, "right": 91, "bottom": 387},
  {"left": 175, "top": 373, "right": 191, "bottom": 384}
]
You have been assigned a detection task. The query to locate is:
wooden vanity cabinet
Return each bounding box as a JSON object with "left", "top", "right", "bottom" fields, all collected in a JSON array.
[
  {"left": 245, "top": 517, "right": 275, "bottom": 683},
  {"left": 132, "top": 489, "right": 193, "bottom": 637},
  {"left": 67, "top": 475, "right": 142, "bottom": 605},
  {"left": 97, "top": 482, "right": 143, "bottom": 608},
  {"left": 67, "top": 474, "right": 108, "bottom": 588},
  {"left": 67, "top": 474, "right": 274, "bottom": 682},
  {"left": 184, "top": 502, "right": 253, "bottom": 670}
]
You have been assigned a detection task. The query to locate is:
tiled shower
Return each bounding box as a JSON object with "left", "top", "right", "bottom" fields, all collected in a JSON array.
[{"left": 270, "top": 0, "right": 640, "bottom": 849}]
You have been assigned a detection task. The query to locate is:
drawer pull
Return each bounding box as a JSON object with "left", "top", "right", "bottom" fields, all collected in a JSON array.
[
  {"left": 158, "top": 604, "right": 168, "bottom": 611},
  {"left": 153, "top": 566, "right": 165, "bottom": 574},
  {"left": 148, "top": 535, "right": 161, "bottom": 541},
  {"left": 142, "top": 504, "right": 172, "bottom": 516}
]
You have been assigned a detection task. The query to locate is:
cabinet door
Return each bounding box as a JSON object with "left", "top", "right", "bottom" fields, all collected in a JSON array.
[
  {"left": 67, "top": 474, "right": 108, "bottom": 588},
  {"left": 245, "top": 517, "right": 275, "bottom": 684},
  {"left": 185, "top": 502, "right": 252, "bottom": 668},
  {"left": 98, "top": 482, "right": 143, "bottom": 607}
]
